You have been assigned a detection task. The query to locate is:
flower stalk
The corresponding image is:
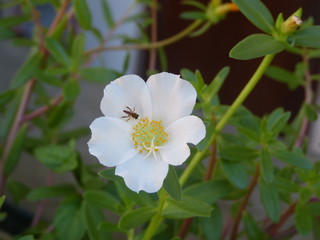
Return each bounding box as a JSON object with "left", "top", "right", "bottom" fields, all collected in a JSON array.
[{"left": 180, "top": 54, "right": 275, "bottom": 186}]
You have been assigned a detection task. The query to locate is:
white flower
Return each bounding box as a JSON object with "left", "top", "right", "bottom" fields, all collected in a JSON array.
[{"left": 88, "top": 72, "right": 206, "bottom": 193}]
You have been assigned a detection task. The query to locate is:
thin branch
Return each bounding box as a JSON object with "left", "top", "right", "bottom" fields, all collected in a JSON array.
[
  {"left": 85, "top": 20, "right": 203, "bottom": 56},
  {"left": 148, "top": 0, "right": 158, "bottom": 71},
  {"left": 21, "top": 94, "right": 63, "bottom": 123},
  {"left": 294, "top": 49, "right": 313, "bottom": 147},
  {"left": 0, "top": 79, "right": 35, "bottom": 194},
  {"left": 47, "top": 0, "right": 71, "bottom": 36},
  {"left": 228, "top": 164, "right": 260, "bottom": 240},
  {"left": 267, "top": 201, "right": 297, "bottom": 237}
]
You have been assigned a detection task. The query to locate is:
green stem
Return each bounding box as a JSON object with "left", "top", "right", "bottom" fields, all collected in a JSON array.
[
  {"left": 142, "top": 189, "right": 167, "bottom": 240},
  {"left": 85, "top": 20, "right": 203, "bottom": 56},
  {"left": 179, "top": 54, "right": 275, "bottom": 186}
]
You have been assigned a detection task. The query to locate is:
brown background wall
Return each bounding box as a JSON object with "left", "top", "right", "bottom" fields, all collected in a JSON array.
[{"left": 155, "top": 0, "right": 320, "bottom": 116}]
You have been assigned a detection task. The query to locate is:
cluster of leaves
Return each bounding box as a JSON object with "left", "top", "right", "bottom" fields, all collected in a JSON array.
[{"left": 0, "top": 0, "right": 320, "bottom": 239}]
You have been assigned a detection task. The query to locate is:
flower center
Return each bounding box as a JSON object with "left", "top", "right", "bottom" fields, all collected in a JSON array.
[{"left": 132, "top": 117, "right": 168, "bottom": 158}]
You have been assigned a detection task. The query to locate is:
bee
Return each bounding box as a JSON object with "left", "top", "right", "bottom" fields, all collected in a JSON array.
[{"left": 121, "top": 106, "right": 139, "bottom": 121}]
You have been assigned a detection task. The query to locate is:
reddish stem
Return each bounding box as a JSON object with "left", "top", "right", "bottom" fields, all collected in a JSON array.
[
  {"left": 21, "top": 94, "right": 63, "bottom": 123},
  {"left": 228, "top": 164, "right": 260, "bottom": 240},
  {"left": 148, "top": 0, "right": 158, "bottom": 71}
]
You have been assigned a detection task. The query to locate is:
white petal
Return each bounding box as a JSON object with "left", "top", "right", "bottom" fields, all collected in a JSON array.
[
  {"left": 160, "top": 115, "right": 206, "bottom": 165},
  {"left": 115, "top": 154, "right": 168, "bottom": 193},
  {"left": 146, "top": 72, "right": 197, "bottom": 126},
  {"left": 88, "top": 117, "right": 137, "bottom": 167},
  {"left": 100, "top": 75, "right": 152, "bottom": 121}
]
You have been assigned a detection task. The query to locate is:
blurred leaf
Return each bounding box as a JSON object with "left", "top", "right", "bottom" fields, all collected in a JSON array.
[
  {"left": 0, "top": 15, "right": 30, "bottom": 27},
  {"left": 201, "top": 206, "right": 222, "bottom": 240},
  {"left": 259, "top": 178, "right": 280, "bottom": 222},
  {"left": 163, "top": 195, "right": 213, "bottom": 218},
  {"left": 53, "top": 195, "right": 85, "bottom": 240},
  {"left": 47, "top": 101, "right": 73, "bottom": 128},
  {"left": 80, "top": 68, "right": 119, "bottom": 84},
  {"left": 183, "top": 0, "right": 206, "bottom": 10},
  {"left": 83, "top": 190, "right": 122, "bottom": 213},
  {"left": 98, "top": 168, "right": 122, "bottom": 182},
  {"left": 63, "top": 80, "right": 80, "bottom": 100},
  {"left": 260, "top": 147, "right": 273, "bottom": 183},
  {"left": 271, "top": 147, "right": 312, "bottom": 169},
  {"left": 118, "top": 207, "right": 156, "bottom": 230},
  {"left": 243, "top": 212, "right": 269, "bottom": 240},
  {"left": 7, "top": 179, "right": 29, "bottom": 203},
  {"left": 45, "top": 38, "right": 70, "bottom": 66},
  {"left": 266, "top": 108, "right": 290, "bottom": 134},
  {"left": 222, "top": 160, "right": 248, "bottom": 189},
  {"left": 274, "top": 175, "right": 299, "bottom": 193},
  {"left": 295, "top": 202, "right": 313, "bottom": 235},
  {"left": 232, "top": 0, "right": 274, "bottom": 33},
  {"left": 18, "top": 235, "right": 35, "bottom": 240},
  {"left": 101, "top": 0, "right": 115, "bottom": 28},
  {"left": 73, "top": 0, "right": 92, "bottom": 29},
  {"left": 304, "top": 104, "right": 318, "bottom": 122},
  {"left": 184, "top": 179, "right": 235, "bottom": 204},
  {"left": 298, "top": 188, "right": 312, "bottom": 204},
  {"left": 34, "top": 143, "right": 78, "bottom": 173},
  {"left": 265, "top": 65, "right": 303, "bottom": 89},
  {"left": 291, "top": 26, "right": 320, "bottom": 48},
  {"left": 27, "top": 184, "right": 76, "bottom": 201},
  {"left": 180, "top": 11, "right": 206, "bottom": 20},
  {"left": 230, "top": 34, "right": 285, "bottom": 60},
  {"left": 0, "top": 196, "right": 5, "bottom": 209},
  {"left": 98, "top": 221, "right": 123, "bottom": 232},
  {"left": 203, "top": 66, "right": 230, "bottom": 104},
  {"left": 4, "top": 124, "right": 27, "bottom": 176},
  {"left": 11, "top": 52, "right": 42, "bottom": 89},
  {"left": 307, "top": 201, "right": 320, "bottom": 216},
  {"left": 219, "top": 145, "right": 258, "bottom": 162},
  {"left": 163, "top": 166, "right": 181, "bottom": 201},
  {"left": 82, "top": 201, "right": 110, "bottom": 240},
  {"left": 71, "top": 33, "right": 85, "bottom": 67}
]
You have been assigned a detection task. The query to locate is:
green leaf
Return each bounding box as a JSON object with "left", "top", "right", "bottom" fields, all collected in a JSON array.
[
  {"left": 0, "top": 15, "right": 31, "bottom": 27},
  {"left": 7, "top": 179, "right": 29, "bottom": 204},
  {"left": 98, "top": 221, "right": 123, "bottom": 232},
  {"left": 163, "top": 195, "right": 213, "bottom": 219},
  {"left": 11, "top": 52, "right": 42, "bottom": 89},
  {"left": 80, "top": 68, "right": 119, "bottom": 84},
  {"left": 18, "top": 235, "right": 35, "bottom": 240},
  {"left": 82, "top": 201, "right": 109, "bottom": 240},
  {"left": 291, "top": 26, "right": 320, "bottom": 48},
  {"left": 201, "top": 206, "right": 222, "bottom": 240},
  {"left": 73, "top": 0, "right": 92, "bottom": 29},
  {"left": 180, "top": 11, "right": 206, "bottom": 20},
  {"left": 27, "top": 184, "right": 76, "bottom": 201},
  {"left": 219, "top": 145, "right": 258, "bottom": 162},
  {"left": 203, "top": 66, "right": 230, "bottom": 103},
  {"left": 222, "top": 160, "right": 248, "bottom": 189},
  {"left": 265, "top": 65, "right": 303, "bottom": 89},
  {"left": 34, "top": 143, "right": 78, "bottom": 173},
  {"left": 184, "top": 179, "right": 235, "bottom": 204},
  {"left": 118, "top": 207, "right": 156, "bottom": 230},
  {"left": 101, "top": 0, "right": 115, "bottom": 28},
  {"left": 229, "top": 34, "right": 285, "bottom": 60},
  {"left": 83, "top": 190, "right": 122, "bottom": 213},
  {"left": 259, "top": 178, "right": 280, "bottom": 222},
  {"left": 271, "top": 147, "right": 312, "bottom": 169},
  {"left": 295, "top": 202, "right": 313, "bottom": 235},
  {"left": 45, "top": 38, "right": 70, "bottom": 66},
  {"left": 0, "top": 196, "right": 5, "bottom": 209},
  {"left": 304, "top": 104, "right": 318, "bottom": 122},
  {"left": 98, "top": 168, "right": 122, "bottom": 182},
  {"left": 232, "top": 0, "right": 274, "bottom": 33},
  {"left": 4, "top": 124, "right": 27, "bottom": 176},
  {"left": 63, "top": 80, "right": 80, "bottom": 100},
  {"left": 307, "top": 202, "right": 320, "bottom": 216},
  {"left": 243, "top": 212, "right": 269, "bottom": 240},
  {"left": 71, "top": 33, "right": 85, "bottom": 67},
  {"left": 260, "top": 148, "right": 273, "bottom": 183},
  {"left": 0, "top": 89, "right": 16, "bottom": 106},
  {"left": 53, "top": 195, "right": 85, "bottom": 240},
  {"left": 163, "top": 166, "right": 181, "bottom": 201},
  {"left": 266, "top": 108, "right": 290, "bottom": 135}
]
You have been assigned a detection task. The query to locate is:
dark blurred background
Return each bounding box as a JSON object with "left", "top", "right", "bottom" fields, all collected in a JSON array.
[{"left": 154, "top": 0, "right": 320, "bottom": 117}]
